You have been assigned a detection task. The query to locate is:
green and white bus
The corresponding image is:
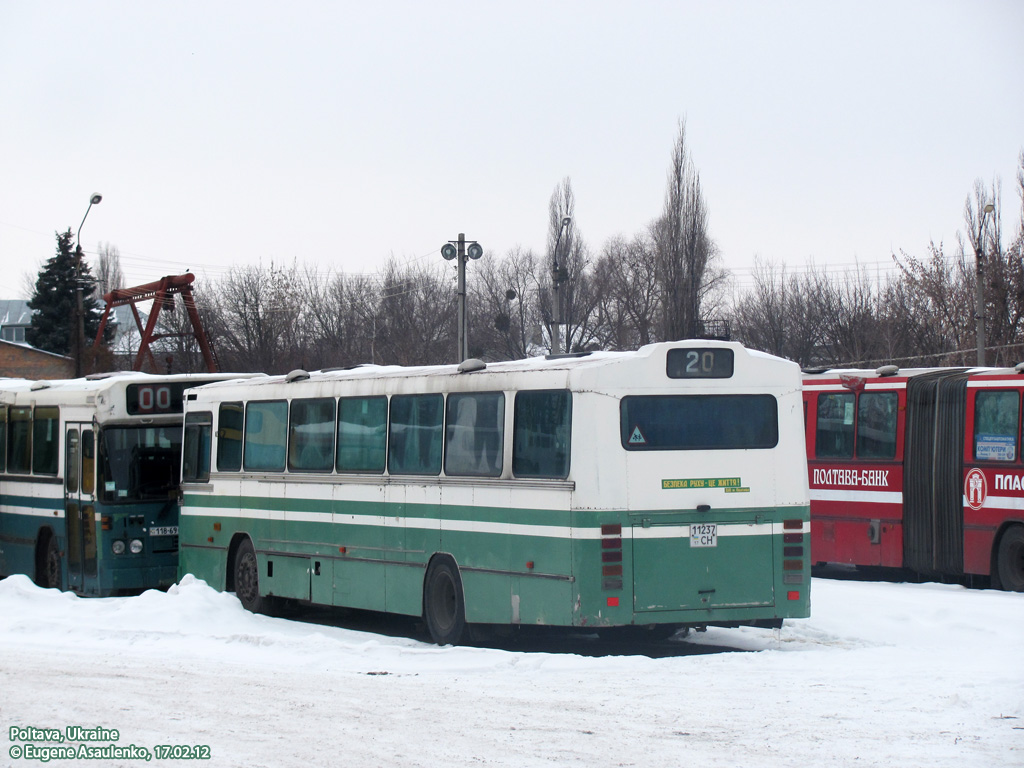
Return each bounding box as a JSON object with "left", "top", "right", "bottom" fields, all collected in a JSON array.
[
  {"left": 0, "top": 372, "right": 251, "bottom": 596},
  {"left": 178, "top": 341, "right": 810, "bottom": 644}
]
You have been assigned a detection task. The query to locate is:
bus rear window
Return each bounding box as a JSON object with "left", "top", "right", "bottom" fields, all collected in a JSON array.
[{"left": 621, "top": 395, "right": 778, "bottom": 450}]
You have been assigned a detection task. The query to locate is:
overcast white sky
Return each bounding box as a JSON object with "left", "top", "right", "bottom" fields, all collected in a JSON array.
[{"left": 1, "top": 0, "right": 1021, "bottom": 299}]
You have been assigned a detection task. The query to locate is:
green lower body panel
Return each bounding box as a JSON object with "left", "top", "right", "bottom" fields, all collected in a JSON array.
[{"left": 179, "top": 494, "right": 810, "bottom": 629}]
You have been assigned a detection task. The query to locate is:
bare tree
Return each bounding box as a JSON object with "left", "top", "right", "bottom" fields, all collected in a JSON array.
[
  {"left": 469, "top": 246, "right": 544, "bottom": 361},
  {"left": 730, "top": 260, "right": 827, "bottom": 367},
  {"left": 541, "top": 178, "right": 599, "bottom": 352},
  {"left": 207, "top": 261, "right": 304, "bottom": 373},
  {"left": 297, "top": 266, "right": 378, "bottom": 368},
  {"left": 655, "top": 120, "right": 717, "bottom": 340},
  {"left": 593, "top": 232, "right": 661, "bottom": 350},
  {"left": 889, "top": 243, "right": 973, "bottom": 365},
  {"left": 93, "top": 242, "right": 125, "bottom": 301},
  {"left": 374, "top": 258, "right": 454, "bottom": 366},
  {"left": 961, "top": 176, "right": 1024, "bottom": 366},
  {"left": 816, "top": 265, "right": 891, "bottom": 367}
]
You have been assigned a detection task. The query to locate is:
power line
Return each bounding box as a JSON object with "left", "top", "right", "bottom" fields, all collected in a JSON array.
[{"left": 833, "top": 341, "right": 1024, "bottom": 369}]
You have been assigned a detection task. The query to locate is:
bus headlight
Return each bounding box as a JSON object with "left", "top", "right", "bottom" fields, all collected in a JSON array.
[
  {"left": 129, "top": 539, "right": 144, "bottom": 554},
  {"left": 112, "top": 540, "right": 126, "bottom": 555}
]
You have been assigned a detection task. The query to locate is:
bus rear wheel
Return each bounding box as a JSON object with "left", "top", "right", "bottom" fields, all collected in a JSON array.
[
  {"left": 996, "top": 525, "right": 1024, "bottom": 592},
  {"left": 423, "top": 558, "right": 466, "bottom": 646},
  {"left": 234, "top": 539, "right": 267, "bottom": 613}
]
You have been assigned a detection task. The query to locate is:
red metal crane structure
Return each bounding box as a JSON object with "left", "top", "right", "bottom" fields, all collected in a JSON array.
[{"left": 92, "top": 273, "right": 218, "bottom": 373}]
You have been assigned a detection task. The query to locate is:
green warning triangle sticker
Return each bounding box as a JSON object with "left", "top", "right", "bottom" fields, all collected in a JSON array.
[{"left": 629, "top": 426, "right": 646, "bottom": 444}]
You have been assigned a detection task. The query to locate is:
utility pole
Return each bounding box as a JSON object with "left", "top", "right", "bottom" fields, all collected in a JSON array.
[
  {"left": 549, "top": 216, "right": 571, "bottom": 355},
  {"left": 441, "top": 233, "right": 483, "bottom": 362},
  {"left": 74, "top": 193, "right": 102, "bottom": 377}
]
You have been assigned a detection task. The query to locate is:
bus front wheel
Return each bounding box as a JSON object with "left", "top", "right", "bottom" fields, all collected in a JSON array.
[
  {"left": 996, "top": 525, "right": 1024, "bottom": 592},
  {"left": 234, "top": 539, "right": 267, "bottom": 613},
  {"left": 423, "top": 558, "right": 466, "bottom": 646},
  {"left": 37, "top": 535, "right": 60, "bottom": 590}
]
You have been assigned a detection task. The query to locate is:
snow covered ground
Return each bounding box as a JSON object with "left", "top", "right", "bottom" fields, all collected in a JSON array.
[{"left": 1, "top": 574, "right": 1021, "bottom": 768}]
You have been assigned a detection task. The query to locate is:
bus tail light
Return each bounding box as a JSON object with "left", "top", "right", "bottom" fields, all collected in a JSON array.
[
  {"left": 783, "top": 519, "right": 803, "bottom": 530},
  {"left": 787, "top": 591, "right": 800, "bottom": 601},
  {"left": 601, "top": 523, "right": 624, "bottom": 591},
  {"left": 101, "top": 516, "right": 112, "bottom": 531},
  {"left": 607, "top": 597, "right": 620, "bottom": 607}
]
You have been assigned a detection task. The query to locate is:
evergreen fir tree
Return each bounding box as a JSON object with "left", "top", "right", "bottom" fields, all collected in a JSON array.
[{"left": 27, "top": 229, "right": 104, "bottom": 356}]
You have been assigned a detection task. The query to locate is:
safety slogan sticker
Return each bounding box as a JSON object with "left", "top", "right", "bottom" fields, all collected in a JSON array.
[{"left": 662, "top": 477, "right": 749, "bottom": 493}]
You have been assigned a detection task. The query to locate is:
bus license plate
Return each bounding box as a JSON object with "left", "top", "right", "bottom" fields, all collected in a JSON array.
[
  {"left": 690, "top": 523, "right": 717, "bottom": 547},
  {"left": 150, "top": 526, "right": 179, "bottom": 537}
]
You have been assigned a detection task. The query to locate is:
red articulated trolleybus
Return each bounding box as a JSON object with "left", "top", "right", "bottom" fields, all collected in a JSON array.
[{"left": 803, "top": 364, "right": 1024, "bottom": 591}]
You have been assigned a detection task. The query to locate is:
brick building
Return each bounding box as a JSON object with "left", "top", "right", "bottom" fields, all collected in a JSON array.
[{"left": 0, "top": 339, "right": 75, "bottom": 379}]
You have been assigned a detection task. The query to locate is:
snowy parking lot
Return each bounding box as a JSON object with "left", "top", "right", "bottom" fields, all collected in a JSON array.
[{"left": 1, "top": 574, "right": 1021, "bottom": 768}]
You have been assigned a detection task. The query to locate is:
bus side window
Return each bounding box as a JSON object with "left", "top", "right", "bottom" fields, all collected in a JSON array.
[
  {"left": 8, "top": 406, "right": 31, "bottom": 474},
  {"left": 0, "top": 405, "right": 6, "bottom": 472},
  {"left": 32, "top": 406, "right": 59, "bottom": 475},
  {"left": 512, "top": 390, "right": 571, "bottom": 479},
  {"left": 856, "top": 392, "right": 898, "bottom": 459},
  {"left": 288, "top": 398, "right": 336, "bottom": 472},
  {"left": 974, "top": 390, "right": 1019, "bottom": 462},
  {"left": 66, "top": 429, "right": 80, "bottom": 492},
  {"left": 337, "top": 396, "right": 387, "bottom": 473},
  {"left": 183, "top": 411, "right": 214, "bottom": 482},
  {"left": 217, "top": 402, "right": 244, "bottom": 472},
  {"left": 445, "top": 392, "right": 504, "bottom": 477},
  {"left": 244, "top": 401, "right": 287, "bottom": 472},
  {"left": 815, "top": 393, "right": 854, "bottom": 459},
  {"left": 388, "top": 394, "right": 443, "bottom": 475},
  {"left": 82, "top": 430, "right": 95, "bottom": 495}
]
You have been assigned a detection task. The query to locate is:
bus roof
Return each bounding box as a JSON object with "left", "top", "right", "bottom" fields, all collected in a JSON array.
[{"left": 184, "top": 341, "right": 800, "bottom": 401}]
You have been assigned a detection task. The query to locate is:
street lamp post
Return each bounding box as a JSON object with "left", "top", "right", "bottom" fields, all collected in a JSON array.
[
  {"left": 975, "top": 202, "right": 995, "bottom": 366},
  {"left": 550, "top": 216, "right": 571, "bottom": 355},
  {"left": 74, "top": 193, "right": 102, "bottom": 377},
  {"left": 441, "top": 233, "right": 483, "bottom": 363}
]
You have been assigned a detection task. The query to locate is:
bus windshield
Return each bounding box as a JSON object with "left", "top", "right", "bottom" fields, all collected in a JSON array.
[{"left": 98, "top": 425, "right": 183, "bottom": 504}]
